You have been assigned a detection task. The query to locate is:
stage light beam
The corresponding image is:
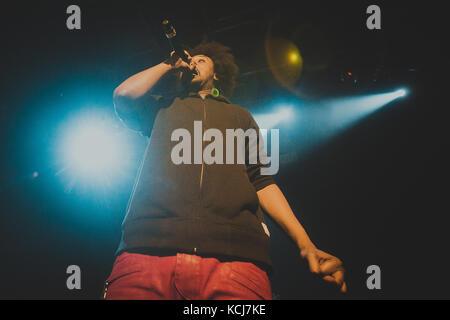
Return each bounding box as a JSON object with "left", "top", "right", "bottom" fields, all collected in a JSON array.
[
  {"left": 317, "top": 87, "right": 410, "bottom": 134},
  {"left": 395, "top": 88, "right": 407, "bottom": 97},
  {"left": 243, "top": 87, "right": 409, "bottom": 166},
  {"left": 254, "top": 105, "right": 296, "bottom": 129}
]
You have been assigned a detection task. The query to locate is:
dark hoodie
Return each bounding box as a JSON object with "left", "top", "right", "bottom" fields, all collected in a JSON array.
[{"left": 114, "top": 91, "right": 275, "bottom": 273}]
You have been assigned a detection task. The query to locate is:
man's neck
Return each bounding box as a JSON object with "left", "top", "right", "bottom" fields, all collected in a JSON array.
[{"left": 198, "top": 89, "right": 212, "bottom": 100}]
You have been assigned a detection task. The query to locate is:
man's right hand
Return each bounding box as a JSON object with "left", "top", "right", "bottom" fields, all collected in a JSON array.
[{"left": 165, "top": 50, "right": 193, "bottom": 71}]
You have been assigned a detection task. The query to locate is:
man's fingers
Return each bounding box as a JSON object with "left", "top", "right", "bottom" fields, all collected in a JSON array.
[
  {"left": 322, "top": 275, "right": 335, "bottom": 283},
  {"left": 306, "top": 252, "right": 320, "bottom": 274},
  {"left": 341, "top": 282, "right": 347, "bottom": 293},
  {"left": 322, "top": 273, "right": 347, "bottom": 293},
  {"left": 332, "top": 270, "right": 345, "bottom": 286},
  {"left": 184, "top": 50, "right": 192, "bottom": 60},
  {"left": 313, "top": 249, "right": 347, "bottom": 293},
  {"left": 319, "top": 258, "right": 343, "bottom": 274},
  {"left": 180, "top": 61, "right": 191, "bottom": 69},
  {"left": 321, "top": 271, "right": 343, "bottom": 286},
  {"left": 168, "top": 50, "right": 192, "bottom": 70}
]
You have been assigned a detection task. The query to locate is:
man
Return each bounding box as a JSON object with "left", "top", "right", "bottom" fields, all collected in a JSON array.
[{"left": 104, "top": 41, "right": 346, "bottom": 300}]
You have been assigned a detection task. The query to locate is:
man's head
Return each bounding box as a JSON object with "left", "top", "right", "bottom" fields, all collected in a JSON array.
[
  {"left": 182, "top": 41, "right": 239, "bottom": 97},
  {"left": 185, "top": 54, "right": 218, "bottom": 93}
]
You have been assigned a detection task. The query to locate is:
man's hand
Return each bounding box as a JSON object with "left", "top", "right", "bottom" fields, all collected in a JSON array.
[
  {"left": 300, "top": 247, "right": 347, "bottom": 293},
  {"left": 164, "top": 50, "right": 193, "bottom": 71},
  {"left": 256, "top": 185, "right": 347, "bottom": 293}
]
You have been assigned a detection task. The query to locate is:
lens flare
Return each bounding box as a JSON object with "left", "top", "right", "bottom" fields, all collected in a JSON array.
[
  {"left": 289, "top": 52, "right": 300, "bottom": 64},
  {"left": 265, "top": 26, "right": 303, "bottom": 92}
]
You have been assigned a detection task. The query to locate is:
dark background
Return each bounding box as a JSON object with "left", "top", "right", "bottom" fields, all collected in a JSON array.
[{"left": 0, "top": 0, "right": 448, "bottom": 299}]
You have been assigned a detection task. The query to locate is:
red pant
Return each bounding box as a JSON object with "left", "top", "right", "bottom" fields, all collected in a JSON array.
[{"left": 103, "top": 252, "right": 272, "bottom": 300}]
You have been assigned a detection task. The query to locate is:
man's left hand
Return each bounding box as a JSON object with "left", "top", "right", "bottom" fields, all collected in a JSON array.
[{"left": 301, "top": 247, "right": 347, "bottom": 293}]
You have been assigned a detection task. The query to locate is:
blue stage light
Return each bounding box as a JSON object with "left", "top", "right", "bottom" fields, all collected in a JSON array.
[
  {"left": 395, "top": 88, "right": 407, "bottom": 97},
  {"left": 263, "top": 87, "right": 411, "bottom": 164},
  {"left": 66, "top": 123, "right": 120, "bottom": 175},
  {"left": 56, "top": 109, "right": 132, "bottom": 189},
  {"left": 254, "top": 105, "right": 296, "bottom": 129}
]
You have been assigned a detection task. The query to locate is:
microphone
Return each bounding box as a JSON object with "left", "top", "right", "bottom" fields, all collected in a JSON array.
[{"left": 162, "top": 20, "right": 190, "bottom": 63}]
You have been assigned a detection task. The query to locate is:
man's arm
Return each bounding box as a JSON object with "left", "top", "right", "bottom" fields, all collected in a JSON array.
[
  {"left": 114, "top": 51, "right": 192, "bottom": 106},
  {"left": 113, "top": 51, "right": 192, "bottom": 133},
  {"left": 257, "top": 184, "right": 347, "bottom": 293},
  {"left": 114, "top": 62, "right": 171, "bottom": 100}
]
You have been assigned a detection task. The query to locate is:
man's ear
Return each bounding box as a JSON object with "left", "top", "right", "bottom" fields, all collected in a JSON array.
[{"left": 213, "top": 73, "right": 219, "bottom": 81}]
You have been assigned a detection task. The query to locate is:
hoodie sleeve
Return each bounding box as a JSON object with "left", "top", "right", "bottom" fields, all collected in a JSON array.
[
  {"left": 114, "top": 94, "right": 163, "bottom": 137},
  {"left": 243, "top": 109, "right": 276, "bottom": 191}
]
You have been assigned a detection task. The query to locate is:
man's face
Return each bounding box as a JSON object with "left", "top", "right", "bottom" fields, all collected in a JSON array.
[
  {"left": 181, "top": 54, "right": 218, "bottom": 91},
  {"left": 190, "top": 54, "right": 216, "bottom": 82}
]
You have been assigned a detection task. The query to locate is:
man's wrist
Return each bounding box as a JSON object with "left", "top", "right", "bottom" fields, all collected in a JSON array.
[
  {"left": 297, "top": 240, "right": 316, "bottom": 253},
  {"left": 160, "top": 61, "right": 174, "bottom": 71}
]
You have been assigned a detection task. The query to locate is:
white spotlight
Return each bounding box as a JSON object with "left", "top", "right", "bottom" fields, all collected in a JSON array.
[
  {"left": 58, "top": 110, "right": 130, "bottom": 186},
  {"left": 67, "top": 124, "right": 120, "bottom": 175},
  {"left": 396, "top": 89, "right": 407, "bottom": 97}
]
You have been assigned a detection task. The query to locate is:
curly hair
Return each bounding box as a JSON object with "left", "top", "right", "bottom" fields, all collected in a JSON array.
[{"left": 188, "top": 41, "right": 239, "bottom": 98}]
